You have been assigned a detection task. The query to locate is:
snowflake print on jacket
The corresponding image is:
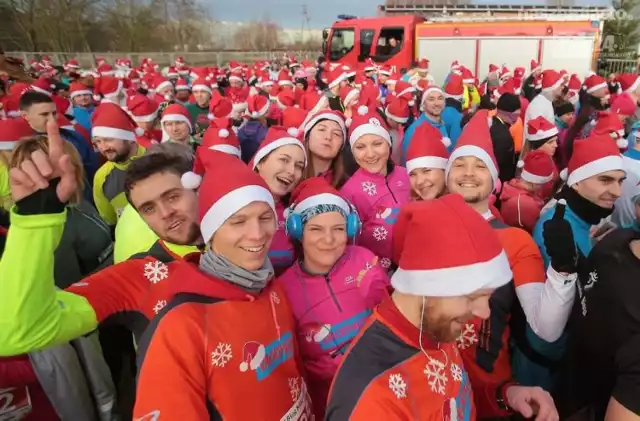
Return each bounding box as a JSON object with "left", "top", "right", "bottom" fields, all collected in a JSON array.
[
  {"left": 143, "top": 261, "right": 169, "bottom": 284},
  {"left": 456, "top": 324, "right": 478, "bottom": 350},
  {"left": 361, "top": 181, "right": 377, "bottom": 196},
  {"left": 388, "top": 373, "right": 407, "bottom": 399},
  {"left": 424, "top": 355, "right": 448, "bottom": 395},
  {"left": 211, "top": 342, "right": 233, "bottom": 367}
]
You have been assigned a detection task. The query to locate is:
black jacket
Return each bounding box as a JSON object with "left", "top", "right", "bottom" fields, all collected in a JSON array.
[{"left": 489, "top": 116, "right": 517, "bottom": 183}]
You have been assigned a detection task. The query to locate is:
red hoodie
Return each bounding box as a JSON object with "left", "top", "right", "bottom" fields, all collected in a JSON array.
[
  {"left": 500, "top": 179, "right": 544, "bottom": 233},
  {"left": 134, "top": 254, "right": 314, "bottom": 420}
]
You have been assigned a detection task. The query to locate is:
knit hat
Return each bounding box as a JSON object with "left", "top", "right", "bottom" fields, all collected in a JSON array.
[
  {"left": 584, "top": 74, "right": 608, "bottom": 94},
  {"left": 391, "top": 194, "right": 512, "bottom": 296},
  {"left": 93, "top": 76, "right": 124, "bottom": 101},
  {"left": 250, "top": 126, "right": 307, "bottom": 169},
  {"left": 187, "top": 152, "right": 276, "bottom": 244},
  {"left": 0, "top": 118, "right": 33, "bottom": 150},
  {"left": 517, "top": 150, "right": 555, "bottom": 184},
  {"left": 302, "top": 110, "right": 346, "bottom": 141},
  {"left": 285, "top": 177, "right": 351, "bottom": 223},
  {"left": 496, "top": 93, "right": 521, "bottom": 113},
  {"left": 445, "top": 110, "right": 499, "bottom": 185},
  {"left": 282, "top": 107, "right": 308, "bottom": 133},
  {"left": 247, "top": 95, "right": 270, "bottom": 119},
  {"left": 201, "top": 118, "right": 241, "bottom": 158},
  {"left": 610, "top": 93, "right": 636, "bottom": 116},
  {"left": 161, "top": 103, "right": 192, "bottom": 133},
  {"left": 405, "top": 122, "right": 450, "bottom": 173},
  {"left": 348, "top": 105, "right": 391, "bottom": 148},
  {"left": 554, "top": 101, "right": 575, "bottom": 118},
  {"left": 444, "top": 73, "right": 464, "bottom": 101},
  {"left": 91, "top": 103, "right": 144, "bottom": 141},
  {"left": 385, "top": 97, "right": 410, "bottom": 125},
  {"left": 526, "top": 116, "right": 559, "bottom": 143},
  {"left": 562, "top": 133, "right": 625, "bottom": 186},
  {"left": 69, "top": 82, "right": 92, "bottom": 99},
  {"left": 540, "top": 70, "right": 564, "bottom": 92},
  {"left": 126, "top": 94, "right": 159, "bottom": 122},
  {"left": 208, "top": 93, "right": 233, "bottom": 120},
  {"left": 592, "top": 111, "right": 627, "bottom": 149}
]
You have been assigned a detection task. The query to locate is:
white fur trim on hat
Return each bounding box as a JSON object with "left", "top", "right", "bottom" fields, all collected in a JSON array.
[
  {"left": 0, "top": 141, "right": 18, "bottom": 151},
  {"left": 251, "top": 100, "right": 270, "bottom": 118},
  {"left": 200, "top": 185, "right": 276, "bottom": 243},
  {"left": 70, "top": 89, "right": 92, "bottom": 99},
  {"left": 349, "top": 123, "right": 391, "bottom": 148},
  {"left": 291, "top": 193, "right": 350, "bottom": 216},
  {"left": 92, "top": 126, "right": 136, "bottom": 142},
  {"left": 161, "top": 113, "right": 192, "bottom": 131},
  {"left": 567, "top": 155, "right": 625, "bottom": 186},
  {"left": 385, "top": 107, "right": 408, "bottom": 124},
  {"left": 155, "top": 80, "right": 173, "bottom": 93},
  {"left": 396, "top": 86, "right": 415, "bottom": 99},
  {"left": 586, "top": 81, "right": 608, "bottom": 94},
  {"left": 31, "top": 85, "right": 52, "bottom": 96},
  {"left": 527, "top": 126, "right": 559, "bottom": 142},
  {"left": 406, "top": 156, "right": 448, "bottom": 173},
  {"left": 391, "top": 249, "right": 512, "bottom": 297},
  {"left": 303, "top": 112, "right": 346, "bottom": 141},
  {"left": 343, "top": 89, "right": 360, "bottom": 107},
  {"left": 541, "top": 77, "right": 564, "bottom": 93},
  {"left": 229, "top": 75, "right": 243, "bottom": 83},
  {"left": 131, "top": 111, "right": 158, "bottom": 123},
  {"left": 328, "top": 72, "right": 348, "bottom": 89},
  {"left": 278, "top": 80, "right": 294, "bottom": 87},
  {"left": 521, "top": 169, "right": 553, "bottom": 184},
  {"left": 252, "top": 137, "right": 306, "bottom": 169},
  {"left": 210, "top": 144, "right": 241, "bottom": 158},
  {"left": 626, "top": 76, "right": 640, "bottom": 93},
  {"left": 446, "top": 144, "right": 499, "bottom": 184},
  {"left": 232, "top": 102, "right": 248, "bottom": 112}
]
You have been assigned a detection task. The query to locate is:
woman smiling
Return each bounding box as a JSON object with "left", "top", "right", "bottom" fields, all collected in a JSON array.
[{"left": 405, "top": 120, "right": 451, "bottom": 201}]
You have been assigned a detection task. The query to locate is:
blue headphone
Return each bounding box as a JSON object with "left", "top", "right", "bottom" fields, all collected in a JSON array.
[{"left": 285, "top": 203, "right": 361, "bottom": 241}]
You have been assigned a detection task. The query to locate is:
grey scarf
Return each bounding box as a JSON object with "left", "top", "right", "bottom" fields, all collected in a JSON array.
[{"left": 199, "top": 250, "right": 274, "bottom": 293}]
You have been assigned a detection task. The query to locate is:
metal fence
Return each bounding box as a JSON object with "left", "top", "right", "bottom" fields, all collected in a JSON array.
[
  {"left": 598, "top": 58, "right": 640, "bottom": 75},
  {"left": 6, "top": 51, "right": 321, "bottom": 68}
]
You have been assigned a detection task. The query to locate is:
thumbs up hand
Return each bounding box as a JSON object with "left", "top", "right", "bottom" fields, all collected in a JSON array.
[{"left": 542, "top": 199, "right": 578, "bottom": 275}]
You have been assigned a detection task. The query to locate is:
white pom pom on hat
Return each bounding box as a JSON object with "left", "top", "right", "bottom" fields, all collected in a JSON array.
[
  {"left": 287, "top": 127, "right": 300, "bottom": 137},
  {"left": 181, "top": 171, "right": 202, "bottom": 190},
  {"left": 516, "top": 160, "right": 525, "bottom": 169},
  {"left": 135, "top": 127, "right": 145, "bottom": 136},
  {"left": 617, "top": 136, "right": 628, "bottom": 149},
  {"left": 164, "top": 93, "right": 172, "bottom": 101},
  {"left": 252, "top": 111, "right": 260, "bottom": 118},
  {"left": 345, "top": 118, "right": 352, "bottom": 128},
  {"left": 219, "top": 129, "right": 229, "bottom": 138},
  {"left": 559, "top": 168, "right": 568, "bottom": 181},
  {"left": 441, "top": 136, "right": 452, "bottom": 148},
  {"left": 357, "top": 105, "right": 369, "bottom": 116},
  {"left": 93, "top": 94, "right": 101, "bottom": 101}
]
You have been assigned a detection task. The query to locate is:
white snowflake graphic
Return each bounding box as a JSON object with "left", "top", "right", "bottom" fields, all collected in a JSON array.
[
  {"left": 288, "top": 377, "right": 301, "bottom": 402},
  {"left": 424, "top": 355, "right": 448, "bottom": 395},
  {"left": 211, "top": 342, "right": 233, "bottom": 367},
  {"left": 456, "top": 323, "right": 478, "bottom": 350},
  {"left": 143, "top": 261, "right": 169, "bottom": 284},
  {"left": 153, "top": 300, "right": 167, "bottom": 314},
  {"left": 361, "top": 181, "right": 377, "bottom": 196},
  {"left": 450, "top": 363, "right": 463, "bottom": 383},
  {"left": 380, "top": 258, "right": 392, "bottom": 269},
  {"left": 372, "top": 226, "right": 388, "bottom": 241},
  {"left": 365, "top": 261, "right": 373, "bottom": 270},
  {"left": 271, "top": 291, "right": 280, "bottom": 304},
  {"left": 388, "top": 373, "right": 407, "bottom": 399}
]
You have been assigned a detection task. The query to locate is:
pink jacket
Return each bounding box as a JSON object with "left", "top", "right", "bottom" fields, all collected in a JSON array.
[
  {"left": 268, "top": 201, "right": 295, "bottom": 271},
  {"left": 340, "top": 166, "right": 411, "bottom": 263},
  {"left": 274, "top": 245, "right": 390, "bottom": 417}
]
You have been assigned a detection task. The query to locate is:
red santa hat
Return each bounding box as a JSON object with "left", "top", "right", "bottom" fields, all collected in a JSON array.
[
  {"left": 247, "top": 95, "right": 270, "bottom": 119},
  {"left": 540, "top": 70, "right": 564, "bottom": 93},
  {"left": 126, "top": 94, "right": 159, "bottom": 123},
  {"left": 405, "top": 122, "right": 450, "bottom": 173},
  {"left": 153, "top": 76, "right": 174, "bottom": 96},
  {"left": 420, "top": 85, "right": 444, "bottom": 110},
  {"left": 166, "top": 66, "right": 179, "bottom": 79},
  {"left": 610, "top": 93, "right": 636, "bottom": 117},
  {"left": 250, "top": 126, "right": 307, "bottom": 169},
  {"left": 302, "top": 109, "right": 346, "bottom": 141},
  {"left": 93, "top": 76, "right": 124, "bottom": 101},
  {"left": 378, "top": 65, "right": 392, "bottom": 77},
  {"left": 517, "top": 150, "right": 554, "bottom": 184},
  {"left": 30, "top": 76, "right": 55, "bottom": 96},
  {"left": 489, "top": 64, "right": 499, "bottom": 74},
  {"left": 394, "top": 81, "right": 415, "bottom": 102},
  {"left": 325, "top": 67, "right": 348, "bottom": 89},
  {"left": 461, "top": 67, "right": 475, "bottom": 85},
  {"left": 69, "top": 82, "right": 92, "bottom": 99},
  {"left": 65, "top": 59, "right": 80, "bottom": 70},
  {"left": 276, "top": 89, "right": 296, "bottom": 109},
  {"left": 417, "top": 58, "right": 429, "bottom": 72},
  {"left": 339, "top": 86, "right": 360, "bottom": 108},
  {"left": 228, "top": 70, "right": 244, "bottom": 83},
  {"left": 385, "top": 97, "right": 410, "bottom": 125},
  {"left": 186, "top": 152, "right": 276, "bottom": 244},
  {"left": 160, "top": 104, "right": 192, "bottom": 136},
  {"left": 451, "top": 60, "right": 461, "bottom": 71},
  {"left": 444, "top": 73, "right": 464, "bottom": 101},
  {"left": 285, "top": 177, "right": 352, "bottom": 219},
  {"left": 562, "top": 133, "right": 625, "bottom": 186},
  {"left": 445, "top": 110, "right": 499, "bottom": 185},
  {"left": 91, "top": 103, "right": 144, "bottom": 141},
  {"left": 201, "top": 118, "right": 241, "bottom": 158},
  {"left": 592, "top": 111, "right": 627, "bottom": 149},
  {"left": 208, "top": 94, "right": 233, "bottom": 120},
  {"left": 363, "top": 58, "right": 377, "bottom": 73},
  {"left": 0, "top": 118, "right": 33, "bottom": 151},
  {"left": 278, "top": 70, "right": 294, "bottom": 87},
  {"left": 391, "top": 194, "right": 512, "bottom": 296},
  {"left": 568, "top": 74, "right": 581, "bottom": 92},
  {"left": 617, "top": 73, "right": 640, "bottom": 93},
  {"left": 526, "top": 116, "right": 559, "bottom": 142},
  {"left": 97, "top": 63, "right": 114, "bottom": 76},
  {"left": 282, "top": 107, "right": 308, "bottom": 133},
  {"left": 239, "top": 341, "right": 267, "bottom": 372},
  {"left": 175, "top": 78, "right": 190, "bottom": 91},
  {"left": 348, "top": 105, "right": 391, "bottom": 148},
  {"left": 191, "top": 71, "right": 213, "bottom": 94},
  {"left": 583, "top": 74, "right": 608, "bottom": 94}
]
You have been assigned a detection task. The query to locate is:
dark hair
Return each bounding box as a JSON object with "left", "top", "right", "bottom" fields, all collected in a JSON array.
[
  {"left": 303, "top": 124, "right": 347, "bottom": 189},
  {"left": 124, "top": 151, "right": 194, "bottom": 208},
  {"left": 19, "top": 91, "right": 53, "bottom": 110}
]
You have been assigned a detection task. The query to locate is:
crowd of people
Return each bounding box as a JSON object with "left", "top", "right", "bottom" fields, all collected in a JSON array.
[{"left": 0, "top": 52, "right": 639, "bottom": 421}]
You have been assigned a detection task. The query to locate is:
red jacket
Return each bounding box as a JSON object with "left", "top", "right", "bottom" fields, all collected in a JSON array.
[
  {"left": 134, "top": 254, "right": 314, "bottom": 420},
  {"left": 500, "top": 180, "right": 544, "bottom": 233},
  {"left": 0, "top": 356, "right": 58, "bottom": 421}
]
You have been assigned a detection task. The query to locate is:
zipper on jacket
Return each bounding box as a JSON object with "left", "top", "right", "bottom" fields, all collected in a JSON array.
[
  {"left": 325, "top": 275, "right": 343, "bottom": 312},
  {"left": 385, "top": 177, "right": 398, "bottom": 204}
]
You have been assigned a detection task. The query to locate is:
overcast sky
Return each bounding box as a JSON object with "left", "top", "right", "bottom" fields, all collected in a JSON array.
[{"left": 204, "top": 0, "right": 612, "bottom": 28}]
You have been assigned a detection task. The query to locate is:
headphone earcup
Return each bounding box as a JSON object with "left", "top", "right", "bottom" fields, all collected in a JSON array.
[
  {"left": 286, "top": 214, "right": 304, "bottom": 241},
  {"left": 346, "top": 212, "right": 361, "bottom": 239}
]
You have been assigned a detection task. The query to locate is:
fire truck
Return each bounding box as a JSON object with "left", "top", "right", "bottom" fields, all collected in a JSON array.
[{"left": 322, "top": 5, "right": 610, "bottom": 84}]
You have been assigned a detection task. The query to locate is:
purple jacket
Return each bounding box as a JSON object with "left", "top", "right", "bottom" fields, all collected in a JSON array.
[
  {"left": 340, "top": 166, "right": 411, "bottom": 263},
  {"left": 274, "top": 245, "right": 390, "bottom": 410},
  {"left": 268, "top": 201, "right": 295, "bottom": 271}
]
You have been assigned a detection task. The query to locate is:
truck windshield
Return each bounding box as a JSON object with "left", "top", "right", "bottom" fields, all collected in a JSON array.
[{"left": 329, "top": 28, "right": 355, "bottom": 61}]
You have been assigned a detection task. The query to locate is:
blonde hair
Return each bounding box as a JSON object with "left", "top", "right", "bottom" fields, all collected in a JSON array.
[{"left": 10, "top": 135, "right": 85, "bottom": 204}]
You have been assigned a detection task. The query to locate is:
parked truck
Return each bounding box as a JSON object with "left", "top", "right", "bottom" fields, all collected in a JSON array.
[{"left": 322, "top": 11, "right": 609, "bottom": 84}]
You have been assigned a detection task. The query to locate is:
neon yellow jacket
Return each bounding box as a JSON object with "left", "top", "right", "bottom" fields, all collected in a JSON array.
[
  {"left": 0, "top": 209, "right": 97, "bottom": 356},
  {"left": 0, "top": 163, "right": 11, "bottom": 211},
  {"left": 463, "top": 85, "right": 481, "bottom": 112}
]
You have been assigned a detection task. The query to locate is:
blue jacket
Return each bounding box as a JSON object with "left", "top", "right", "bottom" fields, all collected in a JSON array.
[
  {"left": 238, "top": 120, "right": 268, "bottom": 164},
  {"left": 402, "top": 114, "right": 450, "bottom": 164},
  {"left": 627, "top": 120, "right": 640, "bottom": 149},
  {"left": 73, "top": 105, "right": 95, "bottom": 133},
  {"left": 441, "top": 105, "right": 462, "bottom": 150}
]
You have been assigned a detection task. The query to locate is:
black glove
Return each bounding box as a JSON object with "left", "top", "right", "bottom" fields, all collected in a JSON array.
[
  {"left": 542, "top": 199, "right": 578, "bottom": 274},
  {"left": 15, "top": 178, "right": 66, "bottom": 216}
]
